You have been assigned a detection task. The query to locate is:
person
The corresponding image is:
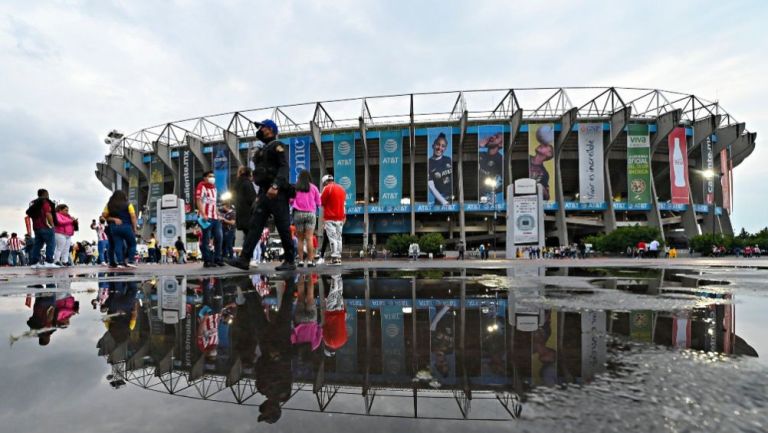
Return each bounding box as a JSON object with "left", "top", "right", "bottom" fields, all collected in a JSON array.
[
  {"left": 427, "top": 132, "right": 452, "bottom": 205},
  {"left": 159, "top": 245, "right": 168, "bottom": 264},
  {"left": 175, "top": 236, "right": 187, "bottom": 264},
  {"left": 292, "top": 170, "right": 321, "bottom": 267},
  {"left": 27, "top": 189, "right": 58, "bottom": 268},
  {"left": 221, "top": 202, "right": 236, "bottom": 259},
  {"left": 196, "top": 170, "right": 224, "bottom": 268},
  {"left": 0, "top": 231, "right": 8, "bottom": 266},
  {"left": 233, "top": 166, "right": 258, "bottom": 242},
  {"left": 409, "top": 241, "right": 420, "bottom": 261},
  {"left": 529, "top": 127, "right": 555, "bottom": 201},
  {"left": 102, "top": 190, "right": 138, "bottom": 268},
  {"left": 91, "top": 217, "right": 110, "bottom": 265},
  {"left": 7, "top": 233, "right": 24, "bottom": 266},
  {"left": 479, "top": 131, "right": 503, "bottom": 200},
  {"left": 53, "top": 204, "right": 76, "bottom": 266},
  {"left": 227, "top": 119, "right": 295, "bottom": 271},
  {"left": 323, "top": 273, "right": 348, "bottom": 356},
  {"left": 479, "top": 243, "right": 486, "bottom": 260},
  {"left": 649, "top": 239, "right": 660, "bottom": 258},
  {"left": 457, "top": 241, "right": 465, "bottom": 260},
  {"left": 320, "top": 174, "right": 346, "bottom": 265},
  {"left": 147, "top": 233, "right": 157, "bottom": 263}
]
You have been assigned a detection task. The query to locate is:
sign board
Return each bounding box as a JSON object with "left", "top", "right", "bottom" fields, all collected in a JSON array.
[
  {"left": 158, "top": 276, "right": 187, "bottom": 324},
  {"left": 157, "top": 194, "right": 186, "bottom": 247}
]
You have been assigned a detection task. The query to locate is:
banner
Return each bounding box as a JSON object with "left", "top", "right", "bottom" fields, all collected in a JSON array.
[
  {"left": 380, "top": 305, "right": 405, "bottom": 376},
  {"left": 288, "top": 136, "right": 311, "bottom": 184},
  {"left": 627, "top": 124, "right": 651, "bottom": 205},
  {"left": 578, "top": 123, "right": 604, "bottom": 203},
  {"left": 378, "top": 130, "right": 403, "bottom": 206},
  {"left": 335, "top": 301, "right": 358, "bottom": 374},
  {"left": 721, "top": 148, "right": 730, "bottom": 214},
  {"left": 703, "top": 135, "right": 714, "bottom": 205},
  {"left": 580, "top": 311, "right": 606, "bottom": 382},
  {"left": 671, "top": 312, "right": 691, "bottom": 349},
  {"left": 213, "top": 144, "right": 229, "bottom": 198},
  {"left": 629, "top": 310, "right": 653, "bottom": 342},
  {"left": 478, "top": 125, "right": 505, "bottom": 206},
  {"left": 479, "top": 302, "right": 506, "bottom": 383},
  {"left": 512, "top": 194, "right": 539, "bottom": 244},
  {"left": 128, "top": 168, "right": 139, "bottom": 212},
  {"left": 430, "top": 305, "right": 456, "bottom": 384},
  {"left": 179, "top": 149, "right": 195, "bottom": 213},
  {"left": 148, "top": 155, "right": 164, "bottom": 220},
  {"left": 668, "top": 127, "right": 690, "bottom": 205},
  {"left": 532, "top": 309, "right": 557, "bottom": 386},
  {"left": 427, "top": 127, "right": 453, "bottom": 205},
  {"left": 333, "top": 133, "right": 356, "bottom": 207},
  {"left": 528, "top": 124, "right": 555, "bottom": 202}
]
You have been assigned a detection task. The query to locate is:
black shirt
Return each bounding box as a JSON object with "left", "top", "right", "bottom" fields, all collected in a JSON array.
[{"left": 428, "top": 156, "right": 453, "bottom": 202}]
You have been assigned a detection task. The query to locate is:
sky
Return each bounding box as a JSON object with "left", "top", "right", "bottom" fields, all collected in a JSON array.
[{"left": 0, "top": 0, "right": 766, "bottom": 241}]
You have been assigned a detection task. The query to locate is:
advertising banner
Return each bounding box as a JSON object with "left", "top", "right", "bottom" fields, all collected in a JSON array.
[
  {"left": 512, "top": 194, "right": 539, "bottom": 244},
  {"left": 479, "top": 302, "right": 506, "bottom": 383},
  {"left": 335, "top": 301, "right": 358, "bottom": 374},
  {"left": 429, "top": 306, "right": 456, "bottom": 384},
  {"left": 378, "top": 130, "right": 403, "bottom": 207},
  {"left": 721, "top": 148, "right": 730, "bottom": 214},
  {"left": 333, "top": 133, "right": 356, "bottom": 207},
  {"left": 629, "top": 310, "right": 653, "bottom": 342},
  {"left": 380, "top": 305, "right": 405, "bottom": 377},
  {"left": 580, "top": 311, "right": 606, "bottom": 382},
  {"left": 528, "top": 124, "right": 555, "bottom": 202},
  {"left": 128, "top": 168, "right": 139, "bottom": 211},
  {"left": 671, "top": 312, "right": 691, "bottom": 349},
  {"left": 148, "top": 155, "right": 164, "bottom": 219},
  {"left": 288, "top": 136, "right": 312, "bottom": 184},
  {"left": 578, "top": 123, "right": 604, "bottom": 203},
  {"left": 703, "top": 135, "right": 714, "bottom": 205},
  {"left": 668, "top": 127, "right": 690, "bottom": 205},
  {"left": 532, "top": 309, "right": 557, "bottom": 386},
  {"left": 213, "top": 145, "right": 229, "bottom": 198},
  {"left": 179, "top": 149, "right": 195, "bottom": 213},
  {"left": 627, "top": 124, "right": 651, "bottom": 205},
  {"left": 478, "top": 125, "right": 505, "bottom": 206},
  {"left": 427, "top": 127, "right": 453, "bottom": 205}
]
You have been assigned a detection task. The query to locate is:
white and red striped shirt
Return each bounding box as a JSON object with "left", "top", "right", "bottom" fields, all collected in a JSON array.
[
  {"left": 197, "top": 313, "right": 220, "bottom": 353},
  {"left": 95, "top": 223, "right": 108, "bottom": 241},
  {"left": 195, "top": 181, "right": 219, "bottom": 220},
  {"left": 8, "top": 237, "right": 23, "bottom": 251}
]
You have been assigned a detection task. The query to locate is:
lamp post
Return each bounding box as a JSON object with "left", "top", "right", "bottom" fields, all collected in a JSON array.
[{"left": 484, "top": 177, "right": 498, "bottom": 253}]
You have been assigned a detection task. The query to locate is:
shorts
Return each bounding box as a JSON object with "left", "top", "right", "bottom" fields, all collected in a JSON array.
[{"left": 292, "top": 210, "right": 316, "bottom": 232}]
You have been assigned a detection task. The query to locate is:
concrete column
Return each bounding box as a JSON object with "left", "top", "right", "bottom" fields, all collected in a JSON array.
[
  {"left": 713, "top": 123, "right": 744, "bottom": 155},
  {"left": 554, "top": 107, "right": 577, "bottom": 245},
  {"left": 731, "top": 132, "right": 756, "bottom": 166},
  {"left": 124, "top": 148, "right": 150, "bottom": 179},
  {"left": 681, "top": 182, "right": 701, "bottom": 239},
  {"left": 359, "top": 117, "right": 370, "bottom": 251},
  {"left": 107, "top": 154, "right": 130, "bottom": 181},
  {"left": 505, "top": 110, "right": 523, "bottom": 190},
  {"left": 690, "top": 115, "right": 721, "bottom": 154},
  {"left": 310, "top": 120, "right": 326, "bottom": 177},
  {"left": 153, "top": 139, "right": 178, "bottom": 195},
  {"left": 602, "top": 106, "right": 631, "bottom": 231},
  {"left": 223, "top": 130, "right": 244, "bottom": 167},
  {"left": 457, "top": 111, "right": 469, "bottom": 248},
  {"left": 186, "top": 136, "right": 210, "bottom": 173},
  {"left": 409, "top": 95, "right": 416, "bottom": 236},
  {"left": 95, "top": 162, "right": 116, "bottom": 191},
  {"left": 647, "top": 109, "right": 681, "bottom": 242}
]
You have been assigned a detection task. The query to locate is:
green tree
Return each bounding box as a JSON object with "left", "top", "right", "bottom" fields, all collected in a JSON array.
[
  {"left": 586, "top": 225, "right": 662, "bottom": 253},
  {"left": 385, "top": 234, "right": 418, "bottom": 256},
  {"left": 418, "top": 233, "right": 445, "bottom": 255}
]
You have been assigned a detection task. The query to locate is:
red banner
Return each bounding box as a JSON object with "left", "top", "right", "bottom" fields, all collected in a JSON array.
[
  {"left": 668, "top": 127, "right": 689, "bottom": 204},
  {"left": 721, "top": 148, "right": 730, "bottom": 214}
]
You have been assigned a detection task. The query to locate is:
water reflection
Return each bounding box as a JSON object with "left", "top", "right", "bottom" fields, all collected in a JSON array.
[{"left": 11, "top": 282, "right": 80, "bottom": 346}]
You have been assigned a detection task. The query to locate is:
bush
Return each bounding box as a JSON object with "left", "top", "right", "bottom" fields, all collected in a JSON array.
[
  {"left": 418, "top": 233, "right": 445, "bottom": 255},
  {"left": 690, "top": 234, "right": 736, "bottom": 254},
  {"left": 385, "top": 234, "right": 418, "bottom": 256},
  {"left": 588, "top": 225, "right": 662, "bottom": 253}
]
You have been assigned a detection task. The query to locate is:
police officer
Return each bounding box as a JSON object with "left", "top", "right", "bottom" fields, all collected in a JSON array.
[{"left": 226, "top": 119, "right": 296, "bottom": 271}]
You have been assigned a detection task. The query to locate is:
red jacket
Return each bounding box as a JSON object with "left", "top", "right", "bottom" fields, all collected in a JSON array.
[{"left": 321, "top": 183, "right": 346, "bottom": 221}]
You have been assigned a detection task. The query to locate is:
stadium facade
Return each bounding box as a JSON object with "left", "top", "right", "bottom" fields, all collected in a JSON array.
[{"left": 95, "top": 87, "right": 757, "bottom": 248}]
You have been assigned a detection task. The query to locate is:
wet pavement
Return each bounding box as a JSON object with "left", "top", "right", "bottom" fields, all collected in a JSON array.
[{"left": 0, "top": 263, "right": 766, "bottom": 432}]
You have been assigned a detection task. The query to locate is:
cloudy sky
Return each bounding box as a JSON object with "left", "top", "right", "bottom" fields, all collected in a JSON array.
[{"left": 0, "top": 0, "right": 766, "bottom": 241}]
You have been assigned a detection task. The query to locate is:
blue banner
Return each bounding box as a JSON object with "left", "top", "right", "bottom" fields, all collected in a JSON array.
[
  {"left": 478, "top": 125, "right": 505, "bottom": 206},
  {"left": 429, "top": 306, "right": 456, "bottom": 384},
  {"left": 427, "top": 127, "right": 453, "bottom": 205},
  {"left": 333, "top": 133, "right": 356, "bottom": 207},
  {"left": 288, "top": 136, "right": 312, "bottom": 184},
  {"left": 213, "top": 144, "right": 229, "bottom": 198},
  {"left": 335, "top": 302, "right": 357, "bottom": 374},
  {"left": 378, "top": 130, "right": 403, "bottom": 206},
  {"left": 380, "top": 305, "right": 405, "bottom": 377}
]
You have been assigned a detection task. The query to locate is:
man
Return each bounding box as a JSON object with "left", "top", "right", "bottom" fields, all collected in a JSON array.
[
  {"left": 320, "top": 174, "right": 346, "bottom": 265},
  {"left": 649, "top": 239, "right": 660, "bottom": 259},
  {"left": 479, "top": 132, "right": 503, "bottom": 200},
  {"left": 27, "top": 189, "right": 58, "bottom": 268},
  {"left": 227, "top": 119, "right": 295, "bottom": 271},
  {"left": 90, "top": 217, "right": 110, "bottom": 265},
  {"left": 196, "top": 171, "right": 224, "bottom": 267},
  {"left": 220, "top": 202, "right": 236, "bottom": 259},
  {"left": 457, "top": 241, "right": 465, "bottom": 261},
  {"left": 175, "top": 236, "right": 187, "bottom": 264},
  {"left": 8, "top": 233, "right": 24, "bottom": 266},
  {"left": 529, "top": 130, "right": 554, "bottom": 201},
  {"left": 428, "top": 132, "right": 452, "bottom": 205}
]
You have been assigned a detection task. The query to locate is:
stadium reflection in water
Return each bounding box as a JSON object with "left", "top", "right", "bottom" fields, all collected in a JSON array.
[{"left": 87, "top": 268, "right": 755, "bottom": 423}]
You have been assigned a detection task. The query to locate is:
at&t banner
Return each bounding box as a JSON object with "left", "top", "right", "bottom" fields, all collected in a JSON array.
[
  {"left": 333, "top": 133, "right": 356, "bottom": 207},
  {"left": 478, "top": 125, "right": 504, "bottom": 205},
  {"left": 380, "top": 305, "right": 405, "bottom": 377},
  {"left": 668, "top": 127, "right": 690, "bottom": 205},
  {"left": 378, "top": 130, "right": 403, "bottom": 207},
  {"left": 427, "top": 127, "right": 453, "bottom": 205},
  {"left": 627, "top": 124, "right": 651, "bottom": 205},
  {"left": 288, "top": 136, "right": 311, "bottom": 184},
  {"left": 528, "top": 124, "right": 555, "bottom": 202},
  {"left": 578, "top": 123, "right": 604, "bottom": 203}
]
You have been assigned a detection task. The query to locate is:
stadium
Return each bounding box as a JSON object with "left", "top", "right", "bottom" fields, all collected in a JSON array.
[{"left": 94, "top": 87, "right": 757, "bottom": 250}]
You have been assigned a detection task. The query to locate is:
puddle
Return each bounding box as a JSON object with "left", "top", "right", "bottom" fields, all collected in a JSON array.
[{"left": 0, "top": 267, "right": 766, "bottom": 432}]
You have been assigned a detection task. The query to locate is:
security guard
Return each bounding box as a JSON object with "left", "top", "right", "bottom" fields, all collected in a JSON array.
[{"left": 227, "top": 119, "right": 296, "bottom": 271}]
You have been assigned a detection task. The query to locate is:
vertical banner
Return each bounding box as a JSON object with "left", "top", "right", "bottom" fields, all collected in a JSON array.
[
  {"left": 429, "top": 305, "right": 456, "bottom": 384},
  {"left": 671, "top": 312, "right": 691, "bottom": 349},
  {"left": 480, "top": 302, "right": 506, "bottom": 383},
  {"left": 179, "top": 149, "right": 195, "bottom": 213},
  {"left": 528, "top": 124, "right": 555, "bottom": 202},
  {"left": 380, "top": 305, "right": 405, "bottom": 377},
  {"left": 532, "top": 309, "right": 557, "bottom": 386},
  {"left": 335, "top": 302, "right": 357, "bottom": 374},
  {"left": 512, "top": 195, "right": 539, "bottom": 244},
  {"left": 629, "top": 310, "right": 653, "bottom": 342},
  {"left": 703, "top": 135, "right": 714, "bottom": 205},
  {"left": 378, "top": 130, "right": 403, "bottom": 207},
  {"left": 627, "top": 124, "right": 651, "bottom": 205},
  {"left": 578, "top": 123, "right": 605, "bottom": 203},
  {"left": 729, "top": 158, "right": 734, "bottom": 213},
  {"left": 478, "top": 125, "right": 505, "bottom": 206},
  {"left": 720, "top": 148, "right": 730, "bottom": 214},
  {"left": 148, "top": 156, "right": 164, "bottom": 220},
  {"left": 580, "top": 311, "right": 606, "bottom": 383},
  {"left": 333, "top": 133, "right": 356, "bottom": 207},
  {"left": 288, "top": 136, "right": 312, "bottom": 184},
  {"left": 427, "top": 127, "right": 453, "bottom": 205},
  {"left": 668, "top": 127, "right": 690, "bottom": 205},
  {"left": 213, "top": 144, "right": 229, "bottom": 198},
  {"left": 128, "top": 168, "right": 139, "bottom": 211}
]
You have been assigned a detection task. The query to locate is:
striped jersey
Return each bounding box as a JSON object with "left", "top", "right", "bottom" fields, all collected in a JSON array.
[
  {"left": 195, "top": 181, "right": 219, "bottom": 220},
  {"left": 197, "top": 313, "right": 220, "bottom": 353},
  {"left": 7, "top": 237, "right": 23, "bottom": 251},
  {"left": 95, "top": 223, "right": 108, "bottom": 241}
]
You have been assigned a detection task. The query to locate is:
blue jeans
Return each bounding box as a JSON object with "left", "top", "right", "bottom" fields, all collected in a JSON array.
[
  {"left": 9, "top": 251, "right": 22, "bottom": 266},
  {"left": 97, "top": 239, "right": 109, "bottom": 264},
  {"left": 110, "top": 223, "right": 137, "bottom": 265},
  {"left": 31, "top": 228, "right": 55, "bottom": 264},
  {"left": 222, "top": 229, "right": 235, "bottom": 258},
  {"left": 200, "top": 219, "right": 223, "bottom": 263}
]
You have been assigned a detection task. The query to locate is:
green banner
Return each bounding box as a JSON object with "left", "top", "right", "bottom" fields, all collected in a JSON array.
[
  {"left": 627, "top": 124, "right": 651, "bottom": 204},
  {"left": 629, "top": 310, "right": 653, "bottom": 342}
]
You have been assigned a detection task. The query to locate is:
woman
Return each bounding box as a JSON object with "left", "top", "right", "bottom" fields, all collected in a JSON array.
[
  {"left": 233, "top": 166, "right": 257, "bottom": 242},
  {"left": 53, "top": 204, "right": 77, "bottom": 266},
  {"left": 291, "top": 170, "right": 321, "bottom": 267},
  {"left": 102, "top": 190, "right": 138, "bottom": 268}
]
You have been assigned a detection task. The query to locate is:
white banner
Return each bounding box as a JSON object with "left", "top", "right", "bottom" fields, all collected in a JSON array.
[
  {"left": 578, "top": 123, "right": 604, "bottom": 203},
  {"left": 580, "top": 311, "right": 606, "bottom": 382},
  {"left": 512, "top": 195, "right": 539, "bottom": 244}
]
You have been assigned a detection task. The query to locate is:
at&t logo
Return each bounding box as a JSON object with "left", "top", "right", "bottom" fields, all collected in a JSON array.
[
  {"left": 338, "top": 140, "right": 352, "bottom": 156},
  {"left": 384, "top": 138, "right": 398, "bottom": 153},
  {"left": 384, "top": 174, "right": 397, "bottom": 189},
  {"left": 339, "top": 176, "right": 352, "bottom": 189}
]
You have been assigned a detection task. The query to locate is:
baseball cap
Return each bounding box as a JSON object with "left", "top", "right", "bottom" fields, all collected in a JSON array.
[
  {"left": 254, "top": 119, "right": 279, "bottom": 135},
  {"left": 321, "top": 174, "right": 334, "bottom": 184}
]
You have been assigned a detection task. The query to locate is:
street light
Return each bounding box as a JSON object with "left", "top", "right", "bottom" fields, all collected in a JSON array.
[{"left": 484, "top": 177, "right": 498, "bottom": 254}]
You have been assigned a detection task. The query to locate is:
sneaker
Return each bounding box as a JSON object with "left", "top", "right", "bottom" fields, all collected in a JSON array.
[
  {"left": 115, "top": 264, "right": 126, "bottom": 269},
  {"left": 215, "top": 261, "right": 226, "bottom": 267},
  {"left": 332, "top": 258, "right": 342, "bottom": 265},
  {"left": 225, "top": 257, "right": 251, "bottom": 271},
  {"left": 125, "top": 262, "right": 137, "bottom": 268},
  {"left": 307, "top": 261, "right": 316, "bottom": 268},
  {"left": 316, "top": 258, "right": 325, "bottom": 265},
  {"left": 275, "top": 261, "right": 296, "bottom": 271},
  {"left": 31, "top": 263, "right": 40, "bottom": 269},
  {"left": 297, "top": 260, "right": 304, "bottom": 268},
  {"left": 43, "top": 262, "right": 60, "bottom": 268}
]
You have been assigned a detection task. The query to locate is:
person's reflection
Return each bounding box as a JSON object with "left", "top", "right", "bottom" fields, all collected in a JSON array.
[
  {"left": 532, "top": 309, "right": 557, "bottom": 386},
  {"left": 292, "top": 274, "right": 321, "bottom": 353},
  {"left": 97, "top": 280, "right": 139, "bottom": 371},
  {"left": 23, "top": 283, "right": 80, "bottom": 346},
  {"left": 322, "top": 273, "right": 348, "bottom": 356},
  {"left": 255, "top": 273, "right": 296, "bottom": 424},
  {"left": 228, "top": 275, "right": 262, "bottom": 375}
]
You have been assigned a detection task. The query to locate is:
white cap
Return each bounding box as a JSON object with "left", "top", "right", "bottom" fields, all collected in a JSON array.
[{"left": 321, "top": 174, "right": 334, "bottom": 184}]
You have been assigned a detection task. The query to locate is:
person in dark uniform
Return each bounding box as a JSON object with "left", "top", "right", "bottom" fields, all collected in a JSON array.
[
  {"left": 227, "top": 119, "right": 296, "bottom": 271},
  {"left": 479, "top": 131, "right": 504, "bottom": 200},
  {"left": 427, "top": 132, "right": 453, "bottom": 205}
]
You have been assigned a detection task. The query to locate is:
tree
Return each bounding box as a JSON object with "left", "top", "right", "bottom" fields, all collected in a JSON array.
[
  {"left": 385, "top": 234, "right": 418, "bottom": 256},
  {"left": 418, "top": 233, "right": 445, "bottom": 255}
]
